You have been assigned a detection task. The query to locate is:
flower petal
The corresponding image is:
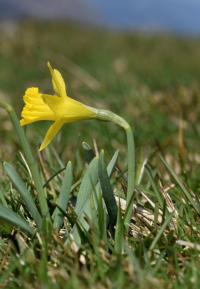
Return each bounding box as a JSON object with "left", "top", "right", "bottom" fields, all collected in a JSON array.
[
  {"left": 41, "top": 94, "right": 62, "bottom": 115},
  {"left": 20, "top": 87, "right": 55, "bottom": 126},
  {"left": 39, "top": 120, "right": 64, "bottom": 151},
  {"left": 47, "top": 62, "right": 67, "bottom": 99}
]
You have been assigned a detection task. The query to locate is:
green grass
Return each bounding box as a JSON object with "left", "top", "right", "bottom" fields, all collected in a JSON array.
[{"left": 1, "top": 22, "right": 200, "bottom": 288}]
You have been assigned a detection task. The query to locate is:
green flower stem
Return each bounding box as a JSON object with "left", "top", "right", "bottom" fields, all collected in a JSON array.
[
  {"left": 0, "top": 101, "right": 50, "bottom": 221},
  {"left": 94, "top": 108, "right": 135, "bottom": 227}
]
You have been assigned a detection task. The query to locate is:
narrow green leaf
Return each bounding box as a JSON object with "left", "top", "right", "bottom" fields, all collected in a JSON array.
[
  {"left": 64, "top": 206, "right": 93, "bottom": 247},
  {"left": 53, "top": 161, "right": 73, "bottom": 230},
  {"left": 11, "top": 109, "right": 49, "bottom": 219},
  {"left": 135, "top": 150, "right": 148, "bottom": 185},
  {"left": 146, "top": 166, "right": 163, "bottom": 207},
  {"left": 0, "top": 189, "right": 7, "bottom": 207},
  {"left": 72, "top": 151, "right": 119, "bottom": 245},
  {"left": 0, "top": 204, "right": 33, "bottom": 235},
  {"left": 0, "top": 102, "right": 49, "bottom": 219},
  {"left": 98, "top": 151, "right": 117, "bottom": 234},
  {"left": 107, "top": 150, "right": 119, "bottom": 176},
  {"left": 43, "top": 167, "right": 66, "bottom": 188},
  {"left": 160, "top": 155, "right": 200, "bottom": 214},
  {"left": 95, "top": 150, "right": 119, "bottom": 243},
  {"left": 96, "top": 188, "right": 107, "bottom": 243},
  {"left": 149, "top": 213, "right": 173, "bottom": 251},
  {"left": 125, "top": 125, "right": 135, "bottom": 223},
  {"left": 75, "top": 157, "right": 99, "bottom": 215},
  {"left": 4, "top": 162, "right": 42, "bottom": 228},
  {"left": 72, "top": 157, "right": 99, "bottom": 245},
  {"left": 123, "top": 189, "right": 135, "bottom": 227},
  {"left": 82, "top": 142, "right": 95, "bottom": 164},
  {"left": 114, "top": 199, "right": 124, "bottom": 254}
]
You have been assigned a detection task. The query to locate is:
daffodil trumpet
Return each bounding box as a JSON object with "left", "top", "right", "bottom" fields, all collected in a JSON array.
[{"left": 20, "top": 62, "right": 135, "bottom": 226}]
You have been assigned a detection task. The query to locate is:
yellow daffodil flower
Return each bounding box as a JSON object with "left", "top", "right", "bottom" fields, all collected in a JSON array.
[
  {"left": 19, "top": 62, "right": 135, "bottom": 223},
  {"left": 20, "top": 63, "right": 96, "bottom": 151}
]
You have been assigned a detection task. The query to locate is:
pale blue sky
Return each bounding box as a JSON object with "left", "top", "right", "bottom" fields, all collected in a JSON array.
[
  {"left": 90, "top": 0, "right": 200, "bottom": 33},
  {"left": 0, "top": 0, "right": 200, "bottom": 34}
]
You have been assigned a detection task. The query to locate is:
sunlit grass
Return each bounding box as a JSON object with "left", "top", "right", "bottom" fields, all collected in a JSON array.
[{"left": 1, "top": 22, "right": 200, "bottom": 288}]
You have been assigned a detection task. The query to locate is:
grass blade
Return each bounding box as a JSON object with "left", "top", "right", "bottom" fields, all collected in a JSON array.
[
  {"left": 98, "top": 151, "right": 117, "bottom": 234},
  {"left": 0, "top": 204, "right": 33, "bottom": 235},
  {"left": 149, "top": 213, "right": 173, "bottom": 251},
  {"left": 94, "top": 150, "right": 119, "bottom": 242},
  {"left": 75, "top": 157, "right": 99, "bottom": 215},
  {"left": 0, "top": 102, "right": 49, "bottom": 219},
  {"left": 82, "top": 142, "right": 95, "bottom": 164},
  {"left": 4, "top": 162, "right": 42, "bottom": 229},
  {"left": 72, "top": 157, "right": 99, "bottom": 245},
  {"left": 53, "top": 161, "right": 73, "bottom": 230},
  {"left": 135, "top": 150, "right": 148, "bottom": 185},
  {"left": 160, "top": 155, "right": 200, "bottom": 214},
  {"left": 125, "top": 125, "right": 135, "bottom": 222},
  {"left": 96, "top": 188, "right": 107, "bottom": 243},
  {"left": 114, "top": 199, "right": 124, "bottom": 254},
  {"left": 107, "top": 150, "right": 119, "bottom": 176},
  {"left": 0, "top": 189, "right": 7, "bottom": 207}
]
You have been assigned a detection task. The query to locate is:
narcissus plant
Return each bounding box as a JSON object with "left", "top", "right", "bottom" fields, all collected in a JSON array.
[{"left": 20, "top": 62, "right": 135, "bottom": 224}]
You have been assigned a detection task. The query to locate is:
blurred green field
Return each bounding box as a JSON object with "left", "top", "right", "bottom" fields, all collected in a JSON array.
[
  {"left": 1, "top": 22, "right": 200, "bottom": 153},
  {"left": 1, "top": 22, "right": 200, "bottom": 289}
]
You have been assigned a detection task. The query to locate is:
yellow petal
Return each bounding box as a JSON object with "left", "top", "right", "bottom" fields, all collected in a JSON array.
[
  {"left": 42, "top": 93, "right": 96, "bottom": 121},
  {"left": 20, "top": 87, "right": 55, "bottom": 126},
  {"left": 39, "top": 120, "right": 64, "bottom": 151},
  {"left": 42, "top": 94, "right": 63, "bottom": 116},
  {"left": 47, "top": 62, "right": 67, "bottom": 99}
]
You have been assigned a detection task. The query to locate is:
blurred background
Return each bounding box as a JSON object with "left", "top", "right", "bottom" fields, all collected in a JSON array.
[
  {"left": 0, "top": 0, "right": 200, "bottom": 161},
  {"left": 1, "top": 0, "right": 200, "bottom": 34}
]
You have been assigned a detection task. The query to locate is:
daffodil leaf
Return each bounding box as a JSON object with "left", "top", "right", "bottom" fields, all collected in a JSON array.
[
  {"left": 72, "top": 150, "right": 119, "bottom": 245},
  {"left": 98, "top": 151, "right": 117, "bottom": 235},
  {"left": 53, "top": 161, "right": 73, "bottom": 230},
  {"left": 114, "top": 198, "right": 125, "bottom": 254},
  {"left": 70, "top": 157, "right": 99, "bottom": 245},
  {"left": 82, "top": 142, "right": 95, "bottom": 164},
  {"left": 4, "top": 162, "right": 42, "bottom": 229},
  {"left": 75, "top": 157, "right": 99, "bottom": 216},
  {"left": 0, "top": 204, "right": 33, "bottom": 236}
]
